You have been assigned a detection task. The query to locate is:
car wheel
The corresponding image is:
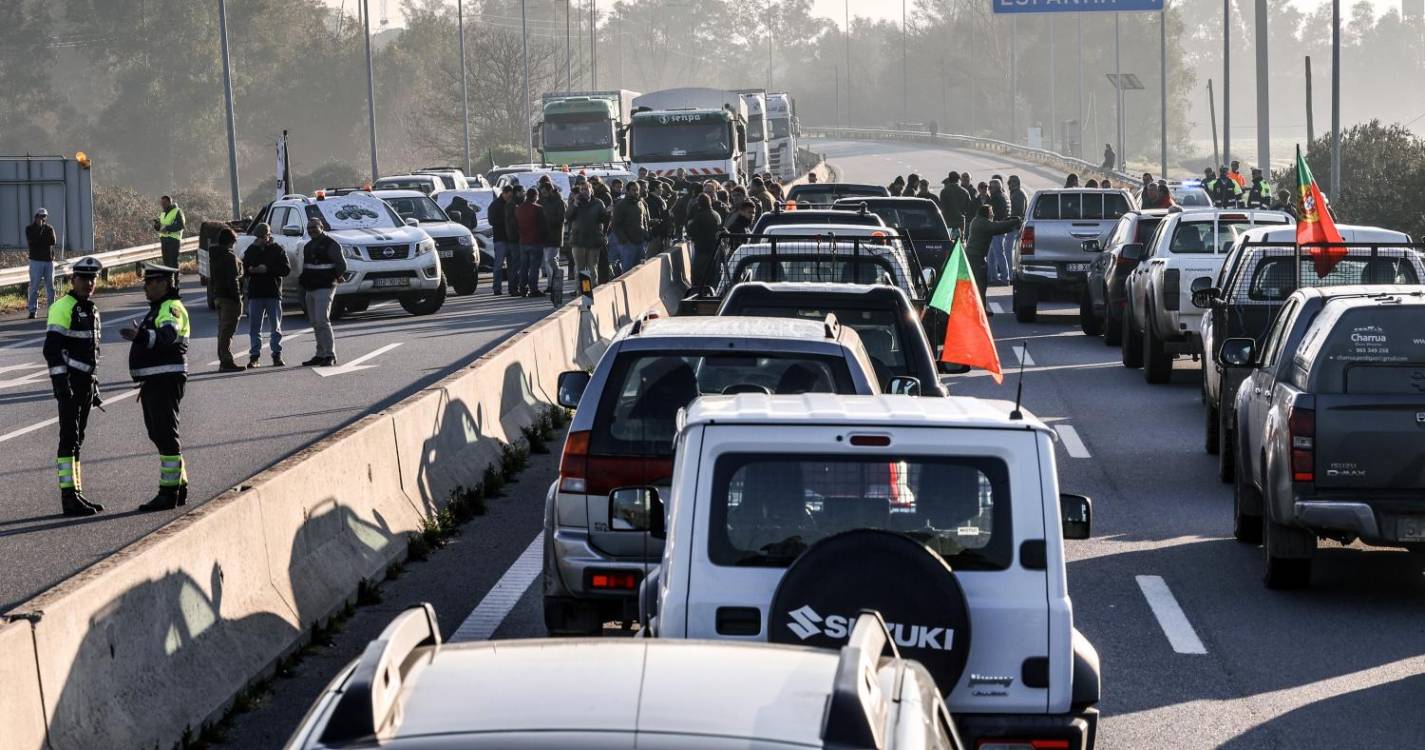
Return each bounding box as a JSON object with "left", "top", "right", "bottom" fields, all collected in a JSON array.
[
  {"left": 1263, "top": 519, "right": 1314, "bottom": 590},
  {"left": 449, "top": 271, "right": 478, "bottom": 296},
  {"left": 1079, "top": 292, "right": 1103, "bottom": 336},
  {"left": 329, "top": 300, "right": 349, "bottom": 321},
  {"left": 1142, "top": 314, "right": 1172, "bottom": 384},
  {"left": 1205, "top": 401, "right": 1220, "bottom": 455},
  {"left": 1233, "top": 465, "right": 1264, "bottom": 544},
  {"left": 1121, "top": 311, "right": 1144, "bottom": 368},
  {"left": 1103, "top": 307, "right": 1122, "bottom": 346},
  {"left": 1217, "top": 408, "right": 1236, "bottom": 484},
  {"left": 1013, "top": 284, "right": 1037, "bottom": 323},
  {"left": 399, "top": 279, "right": 447, "bottom": 315},
  {"left": 343, "top": 298, "right": 370, "bottom": 314}
]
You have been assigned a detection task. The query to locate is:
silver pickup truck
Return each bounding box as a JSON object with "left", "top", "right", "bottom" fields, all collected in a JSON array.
[{"left": 1012, "top": 189, "right": 1135, "bottom": 322}]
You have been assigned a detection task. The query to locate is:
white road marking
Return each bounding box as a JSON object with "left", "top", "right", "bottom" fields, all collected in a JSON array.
[
  {"left": 1135, "top": 575, "right": 1208, "bottom": 655},
  {"left": 1053, "top": 425, "right": 1091, "bottom": 458},
  {"left": 0, "top": 368, "right": 50, "bottom": 390},
  {"left": 450, "top": 532, "right": 544, "bottom": 643},
  {"left": 207, "top": 327, "right": 311, "bottom": 366},
  {"left": 951, "top": 360, "right": 1119, "bottom": 380},
  {"left": 0, "top": 363, "right": 46, "bottom": 376},
  {"left": 313, "top": 342, "right": 402, "bottom": 377},
  {"left": 1012, "top": 344, "right": 1036, "bottom": 366},
  {"left": 989, "top": 302, "right": 1005, "bottom": 314},
  {"left": 0, "top": 387, "right": 139, "bottom": 445}
]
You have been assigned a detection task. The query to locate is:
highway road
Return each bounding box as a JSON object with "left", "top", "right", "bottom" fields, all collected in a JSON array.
[{"left": 0, "top": 274, "right": 568, "bottom": 610}]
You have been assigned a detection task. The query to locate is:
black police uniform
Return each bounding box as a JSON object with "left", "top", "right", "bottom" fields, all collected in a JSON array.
[
  {"left": 129, "top": 266, "right": 191, "bottom": 511},
  {"left": 44, "top": 281, "right": 104, "bottom": 515}
]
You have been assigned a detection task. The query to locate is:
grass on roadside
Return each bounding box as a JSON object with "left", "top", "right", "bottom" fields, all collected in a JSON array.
[{"left": 0, "top": 258, "right": 198, "bottom": 314}]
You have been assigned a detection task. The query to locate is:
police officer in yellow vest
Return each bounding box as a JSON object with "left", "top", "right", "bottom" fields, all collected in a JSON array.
[
  {"left": 1246, "top": 168, "right": 1273, "bottom": 209},
  {"left": 152, "top": 195, "right": 186, "bottom": 275},
  {"left": 1206, "top": 165, "right": 1244, "bottom": 208},
  {"left": 44, "top": 256, "right": 106, "bottom": 517},
  {"left": 120, "top": 263, "right": 191, "bottom": 511}
]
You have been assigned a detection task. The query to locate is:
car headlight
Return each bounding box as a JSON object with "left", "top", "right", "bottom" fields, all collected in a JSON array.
[
  {"left": 341, "top": 244, "right": 362, "bottom": 260},
  {"left": 457, "top": 233, "right": 474, "bottom": 247},
  {"left": 415, "top": 239, "right": 436, "bottom": 256}
]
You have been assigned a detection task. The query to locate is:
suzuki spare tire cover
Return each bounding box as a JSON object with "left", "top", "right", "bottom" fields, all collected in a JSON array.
[{"left": 767, "top": 529, "right": 972, "bottom": 690}]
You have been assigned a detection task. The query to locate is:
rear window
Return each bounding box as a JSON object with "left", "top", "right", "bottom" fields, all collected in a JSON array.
[
  {"left": 754, "top": 212, "right": 883, "bottom": 232},
  {"left": 733, "top": 305, "right": 910, "bottom": 379},
  {"left": 590, "top": 353, "right": 856, "bottom": 456},
  {"left": 790, "top": 187, "right": 884, "bottom": 205},
  {"left": 860, "top": 205, "right": 950, "bottom": 241},
  {"left": 729, "top": 255, "right": 903, "bottom": 290},
  {"left": 708, "top": 454, "right": 1013, "bottom": 571},
  {"left": 1031, "top": 192, "right": 1130, "bottom": 220},
  {"left": 1135, "top": 217, "right": 1164, "bottom": 243},
  {"left": 1170, "top": 218, "right": 1287, "bottom": 254},
  {"left": 1299, "top": 305, "right": 1425, "bottom": 391},
  {"left": 1246, "top": 255, "right": 1420, "bottom": 301}
]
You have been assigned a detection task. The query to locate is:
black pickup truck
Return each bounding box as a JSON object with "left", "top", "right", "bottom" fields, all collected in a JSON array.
[{"left": 1226, "top": 286, "right": 1425, "bottom": 588}]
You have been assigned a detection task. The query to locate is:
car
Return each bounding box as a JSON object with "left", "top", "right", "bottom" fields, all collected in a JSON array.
[
  {"left": 719, "top": 230, "right": 929, "bottom": 305},
  {"left": 232, "top": 191, "right": 445, "bottom": 318},
  {"left": 413, "top": 165, "right": 475, "bottom": 191},
  {"left": 1195, "top": 226, "right": 1421, "bottom": 482},
  {"left": 372, "top": 189, "right": 479, "bottom": 295},
  {"left": 717, "top": 282, "right": 947, "bottom": 396},
  {"left": 543, "top": 314, "right": 892, "bottom": 635},
  {"left": 634, "top": 394, "right": 1101, "bottom": 750},
  {"left": 832, "top": 196, "right": 955, "bottom": 271},
  {"left": 1012, "top": 188, "right": 1136, "bottom": 323},
  {"left": 784, "top": 181, "right": 892, "bottom": 207},
  {"left": 371, "top": 173, "right": 443, "bottom": 196},
  {"left": 285, "top": 603, "right": 966, "bottom": 749},
  {"left": 750, "top": 206, "right": 889, "bottom": 235},
  {"left": 1227, "top": 286, "right": 1425, "bottom": 588},
  {"left": 495, "top": 167, "right": 636, "bottom": 195},
  {"left": 434, "top": 188, "right": 498, "bottom": 270},
  {"left": 1080, "top": 208, "right": 1177, "bottom": 341},
  {"left": 1121, "top": 209, "right": 1292, "bottom": 382}
]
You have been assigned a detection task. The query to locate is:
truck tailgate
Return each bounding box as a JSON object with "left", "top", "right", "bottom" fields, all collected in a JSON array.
[
  {"left": 1315, "top": 387, "right": 1425, "bottom": 490},
  {"left": 1032, "top": 220, "right": 1116, "bottom": 262}
]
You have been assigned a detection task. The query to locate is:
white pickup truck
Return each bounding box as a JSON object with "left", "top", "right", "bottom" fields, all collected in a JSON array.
[{"left": 1122, "top": 209, "right": 1292, "bottom": 383}]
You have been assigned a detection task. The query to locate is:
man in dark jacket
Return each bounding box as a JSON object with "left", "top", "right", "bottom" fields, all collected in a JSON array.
[
  {"left": 487, "top": 186, "right": 511, "bottom": 294},
  {"left": 645, "top": 183, "right": 669, "bottom": 259},
  {"left": 209, "top": 227, "right": 244, "bottom": 372},
  {"left": 726, "top": 200, "right": 756, "bottom": 250},
  {"left": 986, "top": 180, "right": 1014, "bottom": 285},
  {"left": 685, "top": 193, "right": 723, "bottom": 288},
  {"left": 242, "top": 222, "right": 292, "bottom": 367},
  {"left": 965, "top": 205, "right": 1022, "bottom": 310},
  {"left": 540, "top": 184, "right": 566, "bottom": 296},
  {"left": 26, "top": 208, "right": 58, "bottom": 318},
  {"left": 446, "top": 195, "right": 478, "bottom": 230},
  {"left": 1008, "top": 175, "right": 1028, "bottom": 217},
  {"left": 939, "top": 173, "right": 970, "bottom": 238},
  {"left": 515, "top": 188, "right": 545, "bottom": 296},
  {"left": 298, "top": 216, "right": 346, "bottom": 366},
  {"left": 611, "top": 182, "right": 649, "bottom": 274},
  {"left": 506, "top": 189, "right": 528, "bottom": 293},
  {"left": 888, "top": 176, "right": 906, "bottom": 196},
  {"left": 121, "top": 263, "right": 192, "bottom": 511},
  {"left": 45, "top": 255, "right": 105, "bottom": 516},
  {"left": 566, "top": 182, "right": 609, "bottom": 288}
]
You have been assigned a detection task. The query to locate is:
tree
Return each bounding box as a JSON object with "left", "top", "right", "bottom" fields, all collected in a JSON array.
[{"left": 1277, "top": 120, "right": 1425, "bottom": 240}]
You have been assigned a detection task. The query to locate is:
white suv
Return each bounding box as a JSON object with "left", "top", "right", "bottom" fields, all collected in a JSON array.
[
  {"left": 234, "top": 191, "right": 445, "bottom": 318},
  {"left": 633, "top": 394, "right": 1101, "bottom": 749}
]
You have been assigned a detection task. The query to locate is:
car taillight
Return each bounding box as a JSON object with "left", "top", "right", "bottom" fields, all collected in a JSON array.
[
  {"left": 977, "top": 740, "right": 1070, "bottom": 750},
  {"left": 1019, "top": 225, "right": 1035, "bottom": 255},
  {"left": 1288, "top": 403, "right": 1315, "bottom": 483},
  {"left": 1163, "top": 268, "right": 1180, "bottom": 310},
  {"left": 588, "top": 570, "right": 640, "bottom": 590},
  {"left": 558, "top": 430, "right": 590, "bottom": 493}
]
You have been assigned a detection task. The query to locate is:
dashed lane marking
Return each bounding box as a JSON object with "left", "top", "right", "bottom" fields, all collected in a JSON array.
[
  {"left": 1012, "top": 344, "right": 1036, "bottom": 366},
  {"left": 450, "top": 532, "right": 544, "bottom": 643},
  {"left": 952, "top": 361, "right": 1119, "bottom": 380},
  {"left": 0, "top": 387, "right": 140, "bottom": 445},
  {"left": 989, "top": 302, "right": 1005, "bottom": 314},
  {"left": 1053, "top": 425, "right": 1091, "bottom": 458},
  {"left": 1136, "top": 575, "right": 1208, "bottom": 655}
]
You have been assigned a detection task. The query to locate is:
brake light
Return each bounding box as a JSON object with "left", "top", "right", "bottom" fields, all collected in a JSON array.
[
  {"left": 588, "top": 571, "right": 640, "bottom": 590},
  {"left": 558, "top": 431, "right": 590, "bottom": 493},
  {"left": 1019, "top": 225, "right": 1035, "bottom": 255},
  {"left": 1288, "top": 404, "right": 1315, "bottom": 482},
  {"left": 1163, "top": 269, "right": 1181, "bottom": 311},
  {"left": 977, "top": 740, "right": 1070, "bottom": 750},
  {"left": 785, "top": 199, "right": 798, "bottom": 211}
]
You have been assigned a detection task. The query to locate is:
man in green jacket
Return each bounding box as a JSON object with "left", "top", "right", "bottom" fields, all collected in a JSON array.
[
  {"left": 965, "top": 205, "right": 1023, "bottom": 312},
  {"left": 209, "top": 228, "right": 244, "bottom": 372},
  {"left": 610, "top": 182, "right": 649, "bottom": 275},
  {"left": 939, "top": 172, "right": 970, "bottom": 239},
  {"left": 566, "top": 182, "right": 609, "bottom": 289}
]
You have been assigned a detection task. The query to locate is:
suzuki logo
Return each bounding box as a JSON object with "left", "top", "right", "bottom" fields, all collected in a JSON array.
[{"left": 783, "top": 606, "right": 956, "bottom": 651}]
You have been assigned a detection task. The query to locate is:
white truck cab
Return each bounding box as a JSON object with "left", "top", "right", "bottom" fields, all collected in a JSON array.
[{"left": 632, "top": 394, "right": 1100, "bottom": 749}]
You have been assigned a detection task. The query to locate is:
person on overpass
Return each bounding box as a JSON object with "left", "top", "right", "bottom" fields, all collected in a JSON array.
[
  {"left": 298, "top": 216, "right": 346, "bottom": 366},
  {"left": 1101, "top": 144, "right": 1116, "bottom": 171},
  {"left": 121, "top": 263, "right": 191, "bottom": 512},
  {"left": 152, "top": 195, "right": 186, "bottom": 274},
  {"left": 965, "top": 204, "right": 1022, "bottom": 312},
  {"left": 46, "top": 256, "right": 106, "bottom": 517},
  {"left": 1246, "top": 168, "right": 1273, "bottom": 209},
  {"left": 939, "top": 172, "right": 971, "bottom": 239}
]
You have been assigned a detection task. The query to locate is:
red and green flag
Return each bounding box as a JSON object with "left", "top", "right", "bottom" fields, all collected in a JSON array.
[
  {"left": 928, "top": 239, "right": 1002, "bottom": 383},
  {"left": 1295, "top": 144, "right": 1346, "bottom": 277}
]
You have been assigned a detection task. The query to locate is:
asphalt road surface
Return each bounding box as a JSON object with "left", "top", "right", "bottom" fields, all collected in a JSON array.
[{"left": 0, "top": 273, "right": 567, "bottom": 610}]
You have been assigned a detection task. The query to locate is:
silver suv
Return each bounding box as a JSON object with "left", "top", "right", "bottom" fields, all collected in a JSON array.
[
  {"left": 1012, "top": 189, "right": 1135, "bottom": 322},
  {"left": 543, "top": 314, "right": 892, "bottom": 635}
]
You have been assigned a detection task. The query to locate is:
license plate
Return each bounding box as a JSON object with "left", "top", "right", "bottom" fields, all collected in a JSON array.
[
  {"left": 373, "top": 277, "right": 409, "bottom": 288},
  {"left": 438, "top": 249, "right": 454, "bottom": 258},
  {"left": 1066, "top": 263, "right": 1090, "bottom": 273},
  {"left": 1401, "top": 517, "right": 1425, "bottom": 541}
]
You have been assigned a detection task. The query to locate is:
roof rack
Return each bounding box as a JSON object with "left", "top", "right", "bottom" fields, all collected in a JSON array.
[
  {"left": 821, "top": 610, "right": 898, "bottom": 750},
  {"left": 320, "top": 603, "right": 441, "bottom": 744}
]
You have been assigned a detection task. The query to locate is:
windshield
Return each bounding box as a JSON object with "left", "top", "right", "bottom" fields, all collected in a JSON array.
[
  {"left": 631, "top": 120, "right": 732, "bottom": 162},
  {"left": 384, "top": 196, "right": 449, "bottom": 223},
  {"left": 1170, "top": 218, "right": 1287, "bottom": 254},
  {"left": 709, "top": 454, "right": 1012, "bottom": 570},
  {"left": 590, "top": 353, "right": 856, "bottom": 457},
  {"left": 307, "top": 195, "right": 403, "bottom": 230},
  {"left": 747, "top": 113, "right": 765, "bottom": 142},
  {"left": 1173, "top": 189, "right": 1212, "bottom": 207},
  {"left": 544, "top": 117, "right": 614, "bottom": 149},
  {"left": 770, "top": 117, "right": 792, "bottom": 140},
  {"left": 735, "top": 305, "right": 909, "bottom": 379},
  {"left": 851, "top": 204, "right": 950, "bottom": 241}
]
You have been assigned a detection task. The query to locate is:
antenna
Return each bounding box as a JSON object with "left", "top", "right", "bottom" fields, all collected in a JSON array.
[{"left": 1009, "top": 341, "right": 1028, "bottom": 421}]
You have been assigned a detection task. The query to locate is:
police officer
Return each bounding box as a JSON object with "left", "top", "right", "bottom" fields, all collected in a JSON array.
[
  {"left": 1207, "top": 166, "right": 1243, "bottom": 208},
  {"left": 45, "top": 256, "right": 106, "bottom": 516},
  {"left": 1246, "top": 168, "right": 1272, "bottom": 209},
  {"left": 121, "top": 264, "right": 191, "bottom": 512},
  {"left": 152, "top": 195, "right": 186, "bottom": 273}
]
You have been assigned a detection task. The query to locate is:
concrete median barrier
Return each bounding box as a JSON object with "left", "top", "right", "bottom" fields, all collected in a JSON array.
[{"left": 3, "top": 245, "right": 690, "bottom": 748}]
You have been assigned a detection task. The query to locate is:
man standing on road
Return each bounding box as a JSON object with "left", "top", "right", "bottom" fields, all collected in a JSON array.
[
  {"left": 1246, "top": 168, "right": 1272, "bottom": 209},
  {"left": 644, "top": 180, "right": 669, "bottom": 260},
  {"left": 540, "top": 183, "right": 566, "bottom": 297},
  {"left": 1008, "top": 175, "right": 1029, "bottom": 221},
  {"left": 987, "top": 179, "right": 1012, "bottom": 285},
  {"left": 298, "top": 216, "right": 345, "bottom": 366},
  {"left": 611, "top": 181, "right": 649, "bottom": 275},
  {"left": 686, "top": 193, "right": 724, "bottom": 288},
  {"left": 1101, "top": 144, "right": 1116, "bottom": 171},
  {"left": 121, "top": 264, "right": 191, "bottom": 512},
  {"left": 209, "top": 228, "right": 244, "bottom": 373},
  {"left": 153, "top": 195, "right": 186, "bottom": 273},
  {"left": 45, "top": 256, "right": 106, "bottom": 517},
  {"left": 566, "top": 181, "right": 608, "bottom": 289},
  {"left": 966, "top": 205, "right": 1022, "bottom": 311},
  {"left": 26, "top": 208, "right": 58, "bottom": 319},
  {"left": 487, "top": 185, "right": 512, "bottom": 295},
  {"left": 515, "top": 187, "right": 545, "bottom": 296},
  {"left": 242, "top": 222, "right": 290, "bottom": 368}
]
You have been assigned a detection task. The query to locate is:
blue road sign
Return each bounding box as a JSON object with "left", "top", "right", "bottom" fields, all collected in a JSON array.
[{"left": 993, "top": 0, "right": 1164, "bottom": 13}]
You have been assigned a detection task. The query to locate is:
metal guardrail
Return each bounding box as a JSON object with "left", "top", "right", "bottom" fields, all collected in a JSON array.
[
  {"left": 0, "top": 237, "right": 198, "bottom": 291},
  {"left": 801, "top": 126, "right": 1138, "bottom": 185}
]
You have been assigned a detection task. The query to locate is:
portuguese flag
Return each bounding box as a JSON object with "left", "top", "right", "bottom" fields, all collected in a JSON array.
[
  {"left": 928, "top": 240, "right": 1002, "bottom": 383},
  {"left": 1295, "top": 144, "right": 1346, "bottom": 277}
]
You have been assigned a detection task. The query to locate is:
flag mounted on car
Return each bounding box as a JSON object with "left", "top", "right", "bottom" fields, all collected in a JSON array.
[
  {"left": 1295, "top": 144, "right": 1345, "bottom": 277},
  {"left": 928, "top": 239, "right": 1002, "bottom": 383}
]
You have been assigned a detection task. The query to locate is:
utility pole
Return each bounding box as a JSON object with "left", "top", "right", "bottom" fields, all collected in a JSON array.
[
  {"left": 768, "top": 2, "right": 774, "bottom": 90},
  {"left": 902, "top": 0, "right": 908, "bottom": 123},
  {"left": 1114, "top": 13, "right": 1123, "bottom": 169},
  {"left": 835, "top": 65, "right": 841, "bottom": 129},
  {"left": 590, "top": 0, "right": 597, "bottom": 88},
  {"left": 566, "top": 0, "right": 572, "bottom": 91},
  {"left": 459, "top": 0, "right": 471, "bottom": 175},
  {"left": 1222, "top": 0, "right": 1230, "bottom": 169},
  {"left": 522, "top": 0, "right": 532, "bottom": 164},
  {"left": 1160, "top": 4, "right": 1168, "bottom": 178},
  {"left": 217, "top": 0, "right": 240, "bottom": 219},
  {"left": 1049, "top": 15, "right": 1056, "bottom": 152},
  {"left": 1208, "top": 79, "right": 1220, "bottom": 168},
  {"left": 362, "top": 0, "right": 379, "bottom": 178},
  {"left": 844, "top": 0, "right": 851, "bottom": 128},
  {"left": 1077, "top": 14, "right": 1084, "bottom": 158},
  {"left": 1011, "top": 15, "right": 1018, "bottom": 143},
  {"left": 1305, "top": 56, "right": 1315, "bottom": 146},
  {"left": 1254, "top": 0, "right": 1269, "bottom": 172},
  {"left": 1330, "top": 0, "right": 1341, "bottom": 198}
]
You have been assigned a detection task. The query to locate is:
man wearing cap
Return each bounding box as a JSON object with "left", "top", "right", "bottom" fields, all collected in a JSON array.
[
  {"left": 152, "top": 195, "right": 186, "bottom": 273},
  {"left": 121, "top": 264, "right": 191, "bottom": 512},
  {"left": 26, "top": 208, "right": 58, "bottom": 319},
  {"left": 298, "top": 216, "right": 346, "bottom": 366},
  {"left": 45, "top": 256, "right": 106, "bottom": 516}
]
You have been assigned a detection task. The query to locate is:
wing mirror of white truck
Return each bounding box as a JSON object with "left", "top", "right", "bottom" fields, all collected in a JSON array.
[
  {"left": 1119, "top": 243, "right": 1145, "bottom": 262},
  {"left": 1060, "top": 493, "right": 1092, "bottom": 540},
  {"left": 609, "top": 487, "right": 665, "bottom": 539},
  {"left": 557, "top": 370, "right": 591, "bottom": 410},
  {"left": 887, "top": 376, "right": 922, "bottom": 397},
  {"left": 404, "top": 218, "right": 419, "bottom": 227},
  {"left": 1080, "top": 239, "right": 1102, "bottom": 253},
  {"left": 1219, "top": 338, "right": 1256, "bottom": 368},
  {"left": 1190, "top": 277, "right": 1221, "bottom": 309}
]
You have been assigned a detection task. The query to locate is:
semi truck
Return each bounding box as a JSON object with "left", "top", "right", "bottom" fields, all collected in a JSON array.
[
  {"left": 534, "top": 90, "right": 640, "bottom": 166},
  {"left": 766, "top": 92, "right": 798, "bottom": 182},
  {"left": 733, "top": 88, "right": 771, "bottom": 177},
  {"left": 629, "top": 87, "right": 749, "bottom": 182}
]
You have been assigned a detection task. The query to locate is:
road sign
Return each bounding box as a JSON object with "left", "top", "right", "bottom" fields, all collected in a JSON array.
[
  {"left": 993, "top": 0, "right": 1164, "bottom": 13},
  {"left": 1106, "top": 73, "right": 1145, "bottom": 90}
]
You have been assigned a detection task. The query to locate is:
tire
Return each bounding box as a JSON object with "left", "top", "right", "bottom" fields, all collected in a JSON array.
[
  {"left": 1103, "top": 307, "right": 1122, "bottom": 346},
  {"left": 1205, "top": 402, "right": 1220, "bottom": 455},
  {"left": 1013, "top": 284, "right": 1037, "bottom": 323},
  {"left": 1263, "top": 519, "right": 1314, "bottom": 589},
  {"left": 343, "top": 298, "right": 370, "bottom": 314},
  {"left": 329, "top": 300, "right": 349, "bottom": 321},
  {"left": 1079, "top": 292, "right": 1103, "bottom": 336},
  {"left": 399, "top": 279, "right": 447, "bottom": 316},
  {"left": 1142, "top": 314, "right": 1172, "bottom": 384},
  {"left": 1217, "top": 408, "right": 1236, "bottom": 484},
  {"left": 1121, "top": 310, "right": 1144, "bottom": 368},
  {"left": 449, "top": 268, "right": 478, "bottom": 296}
]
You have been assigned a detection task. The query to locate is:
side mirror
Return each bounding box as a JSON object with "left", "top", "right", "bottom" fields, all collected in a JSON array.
[
  {"left": 887, "top": 376, "right": 921, "bottom": 397},
  {"left": 1190, "top": 276, "right": 1213, "bottom": 292},
  {"left": 1191, "top": 285, "right": 1222, "bottom": 309},
  {"left": 1119, "top": 243, "right": 1145, "bottom": 261},
  {"left": 1080, "top": 239, "right": 1102, "bottom": 253},
  {"left": 1220, "top": 338, "right": 1256, "bottom": 368},
  {"left": 557, "top": 370, "right": 591, "bottom": 409},
  {"left": 921, "top": 267, "right": 937, "bottom": 289},
  {"left": 404, "top": 217, "right": 419, "bottom": 227},
  {"left": 1061, "top": 493, "right": 1092, "bottom": 540},
  {"left": 608, "top": 486, "right": 665, "bottom": 538},
  {"left": 282, "top": 227, "right": 303, "bottom": 238}
]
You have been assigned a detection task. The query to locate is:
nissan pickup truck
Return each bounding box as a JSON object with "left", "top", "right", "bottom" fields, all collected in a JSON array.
[{"left": 1012, "top": 188, "right": 1135, "bottom": 323}]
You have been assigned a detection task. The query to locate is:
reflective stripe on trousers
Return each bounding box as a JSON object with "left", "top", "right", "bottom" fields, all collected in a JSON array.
[
  {"left": 159, "top": 454, "right": 187, "bottom": 488},
  {"left": 57, "top": 456, "right": 76, "bottom": 490}
]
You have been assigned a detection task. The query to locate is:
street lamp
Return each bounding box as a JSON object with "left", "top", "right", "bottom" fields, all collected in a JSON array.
[{"left": 1106, "top": 72, "right": 1144, "bottom": 169}]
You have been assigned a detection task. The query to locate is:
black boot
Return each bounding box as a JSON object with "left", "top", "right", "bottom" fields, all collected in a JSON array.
[
  {"left": 138, "top": 487, "right": 180, "bottom": 512},
  {"left": 177, "top": 484, "right": 188, "bottom": 507},
  {"left": 74, "top": 490, "right": 104, "bottom": 512},
  {"left": 61, "top": 489, "right": 98, "bottom": 517}
]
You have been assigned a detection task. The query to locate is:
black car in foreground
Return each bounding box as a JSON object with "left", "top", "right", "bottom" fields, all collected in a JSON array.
[{"left": 1228, "top": 285, "right": 1425, "bottom": 588}]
